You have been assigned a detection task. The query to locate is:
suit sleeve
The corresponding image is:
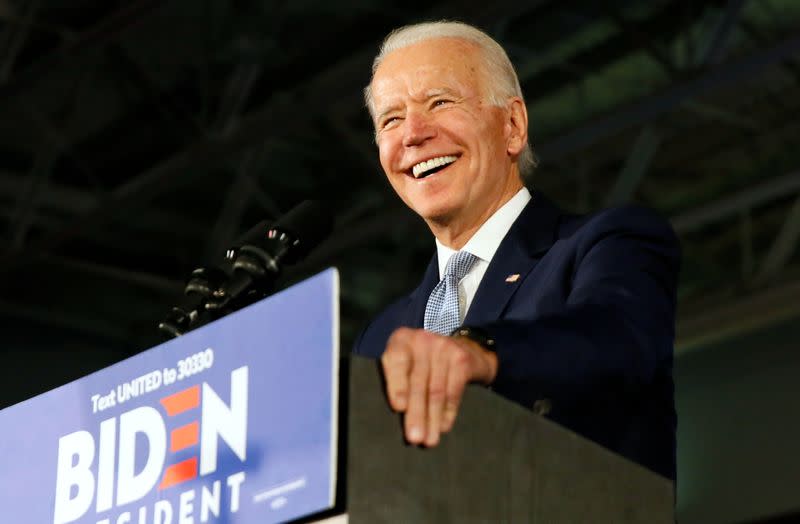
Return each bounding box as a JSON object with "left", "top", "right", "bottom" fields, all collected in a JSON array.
[
  {"left": 485, "top": 207, "right": 681, "bottom": 408},
  {"left": 351, "top": 325, "right": 367, "bottom": 356}
]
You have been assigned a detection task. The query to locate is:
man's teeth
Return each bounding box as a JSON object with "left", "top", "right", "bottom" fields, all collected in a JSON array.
[{"left": 412, "top": 156, "right": 457, "bottom": 178}]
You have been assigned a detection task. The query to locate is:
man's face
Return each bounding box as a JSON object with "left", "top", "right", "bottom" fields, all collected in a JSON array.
[{"left": 370, "top": 37, "right": 525, "bottom": 233}]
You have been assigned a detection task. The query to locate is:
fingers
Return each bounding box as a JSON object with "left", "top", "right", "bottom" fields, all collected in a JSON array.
[
  {"left": 442, "top": 350, "right": 469, "bottom": 433},
  {"left": 381, "top": 329, "right": 413, "bottom": 412},
  {"left": 404, "top": 347, "right": 429, "bottom": 444},
  {"left": 424, "top": 345, "right": 449, "bottom": 446},
  {"left": 382, "top": 328, "right": 485, "bottom": 447}
]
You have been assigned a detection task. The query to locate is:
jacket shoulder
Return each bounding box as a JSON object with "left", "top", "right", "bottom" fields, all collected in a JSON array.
[{"left": 558, "top": 204, "right": 678, "bottom": 247}]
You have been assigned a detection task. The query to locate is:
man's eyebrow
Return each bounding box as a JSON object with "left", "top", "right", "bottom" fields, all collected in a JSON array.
[
  {"left": 423, "top": 87, "right": 458, "bottom": 99},
  {"left": 375, "top": 88, "right": 460, "bottom": 123},
  {"left": 376, "top": 106, "right": 400, "bottom": 123}
]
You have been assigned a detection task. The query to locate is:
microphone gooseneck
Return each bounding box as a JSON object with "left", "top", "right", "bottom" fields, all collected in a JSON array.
[{"left": 158, "top": 200, "right": 333, "bottom": 338}]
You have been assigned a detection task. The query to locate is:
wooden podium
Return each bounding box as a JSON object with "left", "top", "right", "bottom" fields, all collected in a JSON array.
[{"left": 344, "top": 355, "right": 673, "bottom": 523}]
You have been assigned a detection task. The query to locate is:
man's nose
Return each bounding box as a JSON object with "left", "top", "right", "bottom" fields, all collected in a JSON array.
[{"left": 402, "top": 111, "right": 436, "bottom": 147}]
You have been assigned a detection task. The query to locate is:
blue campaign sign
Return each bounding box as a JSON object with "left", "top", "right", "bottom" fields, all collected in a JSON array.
[{"left": 0, "top": 269, "right": 340, "bottom": 524}]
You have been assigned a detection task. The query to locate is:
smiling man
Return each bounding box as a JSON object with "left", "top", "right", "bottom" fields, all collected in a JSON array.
[
  {"left": 353, "top": 21, "right": 680, "bottom": 482},
  {"left": 369, "top": 34, "right": 528, "bottom": 249}
]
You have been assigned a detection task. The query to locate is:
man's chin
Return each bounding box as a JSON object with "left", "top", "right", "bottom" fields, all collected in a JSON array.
[
  {"left": 401, "top": 191, "right": 466, "bottom": 229},
  {"left": 415, "top": 204, "right": 459, "bottom": 228}
]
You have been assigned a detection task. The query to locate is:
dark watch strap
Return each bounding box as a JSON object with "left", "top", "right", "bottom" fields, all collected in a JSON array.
[{"left": 450, "top": 325, "right": 496, "bottom": 351}]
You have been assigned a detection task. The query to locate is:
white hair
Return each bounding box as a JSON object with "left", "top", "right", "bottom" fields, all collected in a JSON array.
[{"left": 364, "top": 20, "right": 537, "bottom": 176}]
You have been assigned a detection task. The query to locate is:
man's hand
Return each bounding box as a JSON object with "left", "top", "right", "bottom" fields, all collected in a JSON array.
[{"left": 381, "top": 327, "right": 498, "bottom": 447}]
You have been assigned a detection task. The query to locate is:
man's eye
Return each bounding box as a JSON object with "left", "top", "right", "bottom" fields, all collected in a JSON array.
[
  {"left": 432, "top": 99, "right": 452, "bottom": 107},
  {"left": 381, "top": 117, "right": 400, "bottom": 128}
]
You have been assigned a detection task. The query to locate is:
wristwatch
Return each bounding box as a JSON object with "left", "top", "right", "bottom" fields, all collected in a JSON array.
[{"left": 450, "top": 325, "right": 496, "bottom": 352}]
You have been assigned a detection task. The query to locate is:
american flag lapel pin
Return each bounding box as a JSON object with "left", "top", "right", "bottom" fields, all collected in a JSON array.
[{"left": 505, "top": 273, "right": 520, "bottom": 283}]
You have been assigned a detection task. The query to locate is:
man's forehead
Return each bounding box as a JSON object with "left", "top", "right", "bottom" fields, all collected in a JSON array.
[
  {"left": 369, "top": 38, "right": 486, "bottom": 116},
  {"left": 374, "top": 39, "right": 480, "bottom": 81},
  {"left": 371, "top": 61, "right": 478, "bottom": 107}
]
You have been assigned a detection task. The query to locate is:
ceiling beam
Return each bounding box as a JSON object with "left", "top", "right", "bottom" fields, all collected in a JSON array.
[
  {"left": 0, "top": 297, "right": 127, "bottom": 342},
  {"left": 106, "top": 44, "right": 206, "bottom": 138},
  {"left": 0, "top": 130, "right": 236, "bottom": 270},
  {"left": 9, "top": 148, "right": 56, "bottom": 250},
  {"left": 537, "top": 33, "right": 800, "bottom": 161},
  {"left": 0, "top": 27, "right": 376, "bottom": 269},
  {"left": 0, "top": 0, "right": 548, "bottom": 271},
  {"left": 0, "top": 169, "right": 198, "bottom": 237},
  {"left": 0, "top": 0, "right": 163, "bottom": 101},
  {"left": 0, "top": 0, "right": 39, "bottom": 82},
  {"left": 671, "top": 170, "right": 800, "bottom": 234},
  {"left": 754, "top": 194, "right": 800, "bottom": 284},
  {"left": 203, "top": 148, "right": 262, "bottom": 261},
  {"left": 215, "top": 62, "right": 262, "bottom": 134},
  {"left": 739, "top": 210, "right": 754, "bottom": 279},
  {"left": 676, "top": 276, "right": 800, "bottom": 355},
  {"left": 604, "top": 5, "right": 678, "bottom": 76},
  {"left": 37, "top": 254, "right": 182, "bottom": 296},
  {"left": 698, "top": 0, "right": 748, "bottom": 67},
  {"left": 605, "top": 125, "right": 661, "bottom": 206},
  {"left": 681, "top": 100, "right": 761, "bottom": 130},
  {"left": 518, "top": 0, "right": 717, "bottom": 97}
]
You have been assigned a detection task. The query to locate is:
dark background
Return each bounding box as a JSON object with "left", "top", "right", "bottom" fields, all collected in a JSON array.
[{"left": 0, "top": 1, "right": 798, "bottom": 522}]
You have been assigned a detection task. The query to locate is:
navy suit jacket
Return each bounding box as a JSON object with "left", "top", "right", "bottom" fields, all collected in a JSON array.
[{"left": 353, "top": 191, "right": 680, "bottom": 481}]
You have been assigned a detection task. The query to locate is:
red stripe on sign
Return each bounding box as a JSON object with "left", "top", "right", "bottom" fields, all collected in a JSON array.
[
  {"left": 170, "top": 421, "right": 199, "bottom": 452},
  {"left": 160, "top": 385, "right": 200, "bottom": 416},
  {"left": 159, "top": 457, "right": 198, "bottom": 490}
]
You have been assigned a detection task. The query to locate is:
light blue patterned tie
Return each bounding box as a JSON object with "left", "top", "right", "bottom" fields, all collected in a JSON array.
[{"left": 424, "top": 251, "right": 478, "bottom": 335}]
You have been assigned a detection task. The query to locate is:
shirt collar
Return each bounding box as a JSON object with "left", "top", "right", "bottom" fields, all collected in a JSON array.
[{"left": 435, "top": 187, "right": 532, "bottom": 278}]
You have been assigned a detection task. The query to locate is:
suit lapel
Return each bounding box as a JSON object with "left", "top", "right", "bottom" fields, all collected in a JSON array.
[
  {"left": 402, "top": 254, "right": 440, "bottom": 328},
  {"left": 463, "top": 191, "right": 562, "bottom": 327}
]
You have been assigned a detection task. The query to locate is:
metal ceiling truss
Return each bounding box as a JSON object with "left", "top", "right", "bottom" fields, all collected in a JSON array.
[
  {"left": 0, "top": 0, "right": 796, "bottom": 353},
  {"left": 537, "top": 33, "right": 800, "bottom": 160}
]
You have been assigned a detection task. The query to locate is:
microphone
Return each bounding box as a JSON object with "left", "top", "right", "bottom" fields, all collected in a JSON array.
[
  {"left": 158, "top": 200, "right": 333, "bottom": 338},
  {"left": 209, "top": 200, "right": 333, "bottom": 310}
]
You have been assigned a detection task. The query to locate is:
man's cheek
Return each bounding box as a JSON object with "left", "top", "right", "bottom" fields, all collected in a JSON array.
[{"left": 377, "top": 150, "right": 395, "bottom": 177}]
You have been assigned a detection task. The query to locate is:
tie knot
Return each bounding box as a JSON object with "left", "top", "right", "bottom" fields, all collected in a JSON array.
[{"left": 444, "top": 251, "right": 477, "bottom": 282}]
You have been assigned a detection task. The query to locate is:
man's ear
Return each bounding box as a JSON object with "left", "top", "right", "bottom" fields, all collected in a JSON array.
[{"left": 505, "top": 97, "right": 528, "bottom": 156}]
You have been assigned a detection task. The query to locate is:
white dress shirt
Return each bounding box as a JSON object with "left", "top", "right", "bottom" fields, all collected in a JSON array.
[{"left": 435, "top": 187, "right": 532, "bottom": 320}]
